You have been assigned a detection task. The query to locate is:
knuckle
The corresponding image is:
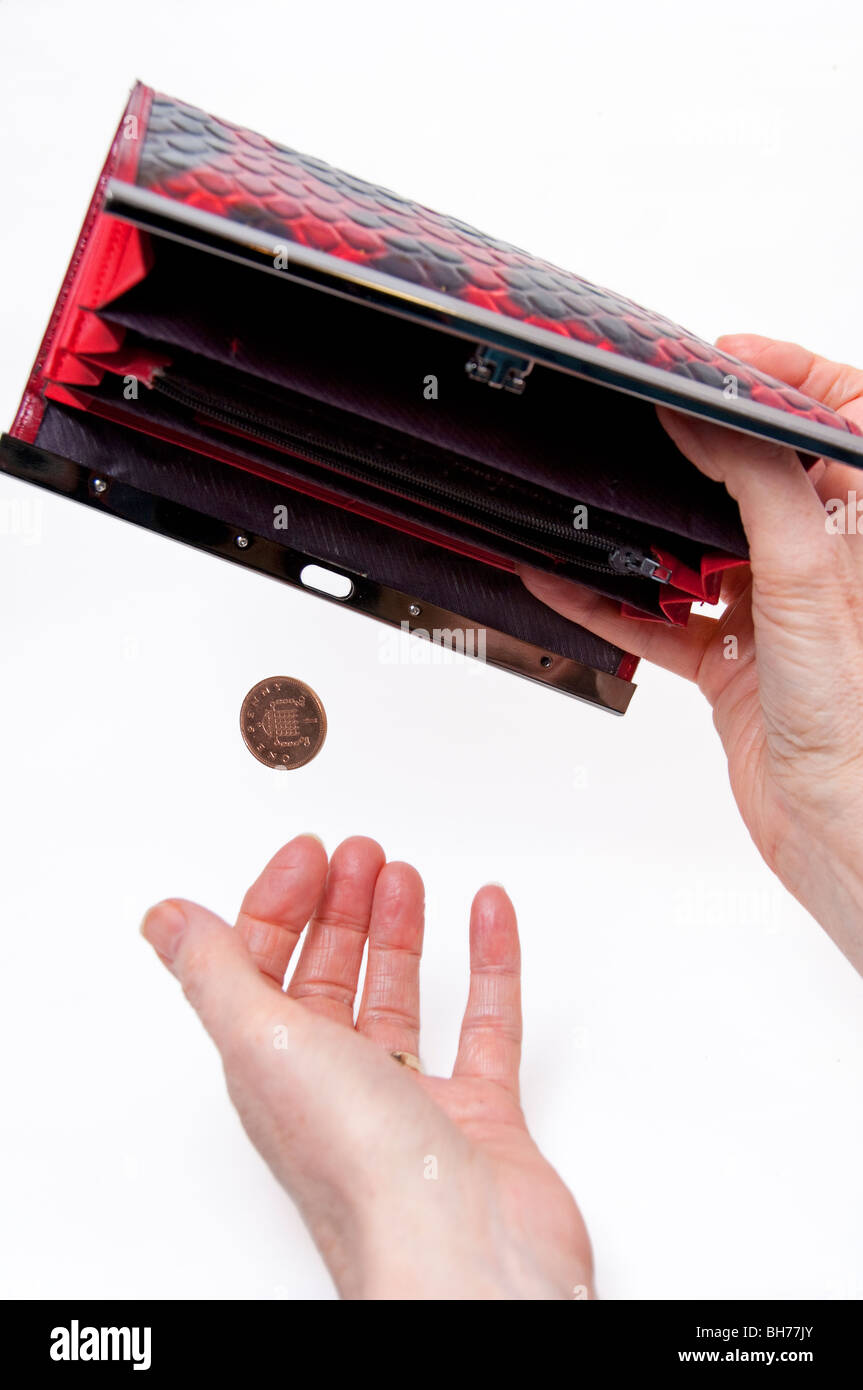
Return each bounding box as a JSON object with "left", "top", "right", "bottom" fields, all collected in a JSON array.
[
  {"left": 290, "top": 979, "right": 355, "bottom": 1007},
  {"left": 463, "top": 1016, "right": 523, "bottom": 1046},
  {"left": 313, "top": 905, "right": 368, "bottom": 935},
  {"left": 363, "top": 1002, "right": 419, "bottom": 1031}
]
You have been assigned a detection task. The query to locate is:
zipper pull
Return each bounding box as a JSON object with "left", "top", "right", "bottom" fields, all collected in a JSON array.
[{"left": 609, "top": 548, "right": 673, "bottom": 584}]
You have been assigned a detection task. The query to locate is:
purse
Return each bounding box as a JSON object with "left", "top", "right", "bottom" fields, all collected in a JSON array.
[{"left": 4, "top": 83, "right": 861, "bottom": 714}]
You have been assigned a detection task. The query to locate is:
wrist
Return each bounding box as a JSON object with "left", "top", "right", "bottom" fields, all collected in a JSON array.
[
  {"left": 351, "top": 1194, "right": 588, "bottom": 1301},
  {"left": 776, "top": 824, "right": 863, "bottom": 975},
  {"left": 356, "top": 1246, "right": 581, "bottom": 1300}
]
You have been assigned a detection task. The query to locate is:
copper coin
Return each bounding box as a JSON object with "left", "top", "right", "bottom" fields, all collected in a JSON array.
[{"left": 240, "top": 677, "right": 327, "bottom": 770}]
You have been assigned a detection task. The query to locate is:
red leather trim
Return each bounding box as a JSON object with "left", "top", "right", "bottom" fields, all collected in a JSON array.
[
  {"left": 652, "top": 546, "right": 746, "bottom": 604},
  {"left": 77, "top": 347, "right": 173, "bottom": 386},
  {"left": 620, "top": 549, "right": 749, "bottom": 626},
  {"left": 658, "top": 593, "right": 695, "bottom": 625},
  {"left": 40, "top": 217, "right": 152, "bottom": 390},
  {"left": 40, "top": 384, "right": 92, "bottom": 411},
  {"left": 702, "top": 552, "right": 749, "bottom": 583},
  {"left": 621, "top": 597, "right": 690, "bottom": 627},
  {"left": 72, "top": 315, "right": 126, "bottom": 357},
  {"left": 615, "top": 652, "right": 639, "bottom": 681},
  {"left": 11, "top": 83, "right": 154, "bottom": 444}
]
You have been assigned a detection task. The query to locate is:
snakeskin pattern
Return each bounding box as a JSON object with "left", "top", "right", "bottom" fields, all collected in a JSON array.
[{"left": 135, "top": 91, "right": 857, "bottom": 438}]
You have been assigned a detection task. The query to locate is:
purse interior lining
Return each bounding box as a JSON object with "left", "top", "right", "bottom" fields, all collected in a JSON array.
[
  {"left": 95, "top": 235, "right": 748, "bottom": 556},
  {"left": 33, "top": 400, "right": 632, "bottom": 677}
]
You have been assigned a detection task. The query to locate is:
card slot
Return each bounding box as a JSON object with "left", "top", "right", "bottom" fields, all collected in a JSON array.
[
  {"left": 96, "top": 233, "right": 749, "bottom": 558},
  {"left": 32, "top": 400, "right": 636, "bottom": 681},
  {"left": 73, "top": 367, "right": 672, "bottom": 617}
]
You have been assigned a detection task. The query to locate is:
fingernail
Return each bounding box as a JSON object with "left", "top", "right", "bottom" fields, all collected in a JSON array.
[
  {"left": 299, "top": 833, "right": 325, "bottom": 848},
  {"left": 141, "top": 901, "right": 187, "bottom": 963}
]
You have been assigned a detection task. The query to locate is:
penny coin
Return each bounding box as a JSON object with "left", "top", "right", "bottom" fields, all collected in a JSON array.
[{"left": 240, "top": 677, "right": 327, "bottom": 770}]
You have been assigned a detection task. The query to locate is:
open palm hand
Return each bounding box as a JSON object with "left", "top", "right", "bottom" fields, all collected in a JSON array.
[{"left": 143, "top": 834, "right": 592, "bottom": 1299}]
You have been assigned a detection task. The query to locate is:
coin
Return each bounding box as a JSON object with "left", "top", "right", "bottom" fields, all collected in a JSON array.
[{"left": 240, "top": 677, "right": 327, "bottom": 770}]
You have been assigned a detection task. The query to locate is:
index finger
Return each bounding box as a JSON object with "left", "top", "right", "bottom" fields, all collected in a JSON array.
[
  {"left": 715, "top": 333, "right": 863, "bottom": 506},
  {"left": 236, "top": 834, "right": 329, "bottom": 985}
]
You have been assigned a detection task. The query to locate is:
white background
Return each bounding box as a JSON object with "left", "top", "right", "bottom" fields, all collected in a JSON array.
[{"left": 1, "top": 0, "right": 862, "bottom": 1301}]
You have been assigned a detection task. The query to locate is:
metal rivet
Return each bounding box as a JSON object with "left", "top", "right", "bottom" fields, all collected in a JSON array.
[
  {"left": 235, "top": 534, "right": 249, "bottom": 549},
  {"left": 409, "top": 603, "right": 421, "bottom": 616},
  {"left": 540, "top": 655, "right": 553, "bottom": 669},
  {"left": 92, "top": 477, "right": 108, "bottom": 494}
]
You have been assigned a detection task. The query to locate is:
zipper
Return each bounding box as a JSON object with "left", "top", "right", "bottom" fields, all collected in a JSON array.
[{"left": 152, "top": 373, "right": 672, "bottom": 584}]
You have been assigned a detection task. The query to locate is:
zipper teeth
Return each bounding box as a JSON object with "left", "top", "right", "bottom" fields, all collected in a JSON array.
[{"left": 153, "top": 377, "right": 628, "bottom": 572}]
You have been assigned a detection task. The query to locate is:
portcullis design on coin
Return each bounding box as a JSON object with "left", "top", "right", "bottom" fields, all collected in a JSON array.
[{"left": 240, "top": 677, "right": 327, "bottom": 770}]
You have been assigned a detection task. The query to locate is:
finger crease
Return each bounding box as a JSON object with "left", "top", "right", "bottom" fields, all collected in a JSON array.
[{"left": 289, "top": 980, "right": 355, "bottom": 1007}]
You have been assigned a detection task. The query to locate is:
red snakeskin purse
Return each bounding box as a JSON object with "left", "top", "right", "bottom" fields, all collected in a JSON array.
[{"left": 3, "top": 84, "right": 861, "bottom": 713}]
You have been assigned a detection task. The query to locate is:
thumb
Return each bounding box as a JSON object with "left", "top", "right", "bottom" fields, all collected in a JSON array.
[
  {"left": 141, "top": 897, "right": 286, "bottom": 1050},
  {"left": 714, "top": 334, "right": 863, "bottom": 428},
  {"left": 714, "top": 332, "right": 863, "bottom": 505},
  {"left": 655, "top": 406, "right": 832, "bottom": 598},
  {"left": 139, "top": 894, "right": 448, "bottom": 1218}
]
